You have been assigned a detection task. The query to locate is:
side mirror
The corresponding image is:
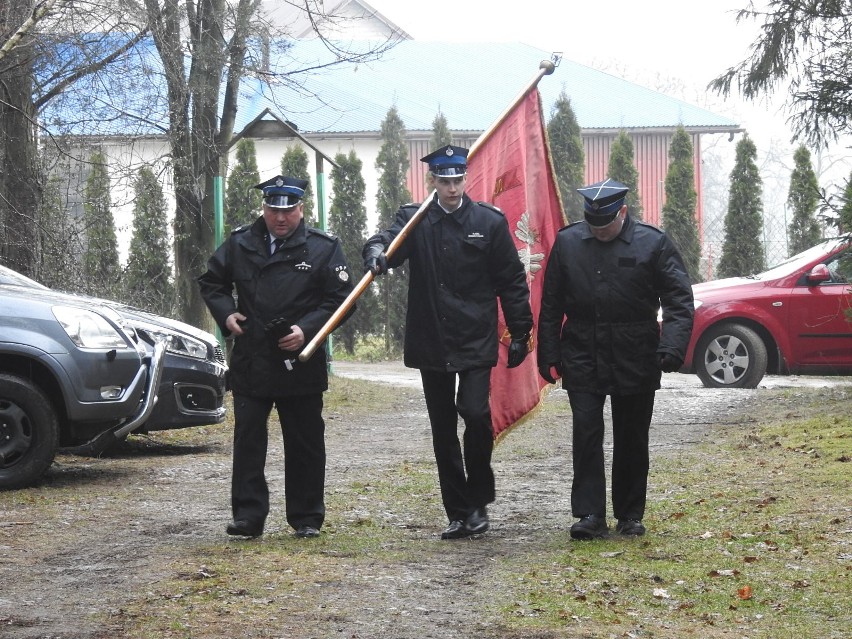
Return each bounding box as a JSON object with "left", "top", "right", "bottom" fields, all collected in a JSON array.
[{"left": 806, "top": 263, "right": 831, "bottom": 284}]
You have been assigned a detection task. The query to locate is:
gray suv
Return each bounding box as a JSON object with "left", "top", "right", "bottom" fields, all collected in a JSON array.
[{"left": 0, "top": 266, "right": 227, "bottom": 489}]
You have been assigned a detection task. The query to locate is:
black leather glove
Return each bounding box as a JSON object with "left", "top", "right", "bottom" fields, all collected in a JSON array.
[
  {"left": 507, "top": 334, "right": 530, "bottom": 369},
  {"left": 363, "top": 244, "right": 388, "bottom": 275},
  {"left": 264, "top": 317, "right": 293, "bottom": 349},
  {"left": 657, "top": 352, "right": 682, "bottom": 373},
  {"left": 538, "top": 362, "right": 563, "bottom": 384}
]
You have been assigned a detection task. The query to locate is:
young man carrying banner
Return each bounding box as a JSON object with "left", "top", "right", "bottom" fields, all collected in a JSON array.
[{"left": 362, "top": 145, "right": 533, "bottom": 540}]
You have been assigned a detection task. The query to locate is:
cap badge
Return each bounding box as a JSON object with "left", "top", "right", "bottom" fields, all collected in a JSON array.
[
  {"left": 446, "top": 148, "right": 453, "bottom": 156},
  {"left": 275, "top": 177, "right": 284, "bottom": 187}
]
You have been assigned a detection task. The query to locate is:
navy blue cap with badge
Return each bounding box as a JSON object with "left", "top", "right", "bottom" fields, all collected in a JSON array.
[
  {"left": 421, "top": 145, "right": 469, "bottom": 177},
  {"left": 255, "top": 175, "right": 308, "bottom": 209},
  {"left": 577, "top": 178, "right": 629, "bottom": 227}
]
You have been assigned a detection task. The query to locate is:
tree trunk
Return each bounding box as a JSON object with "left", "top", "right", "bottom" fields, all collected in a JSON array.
[{"left": 0, "top": 1, "right": 41, "bottom": 277}]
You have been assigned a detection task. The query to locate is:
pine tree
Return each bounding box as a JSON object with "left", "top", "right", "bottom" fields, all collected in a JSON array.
[
  {"left": 125, "top": 166, "right": 174, "bottom": 315},
  {"left": 661, "top": 125, "right": 702, "bottom": 282},
  {"left": 718, "top": 134, "right": 766, "bottom": 278},
  {"left": 328, "top": 150, "right": 375, "bottom": 355},
  {"left": 547, "top": 91, "right": 585, "bottom": 222},
  {"left": 608, "top": 131, "right": 643, "bottom": 220},
  {"left": 431, "top": 111, "right": 452, "bottom": 149},
  {"left": 786, "top": 144, "right": 823, "bottom": 255},
  {"left": 375, "top": 106, "right": 412, "bottom": 355},
  {"left": 226, "top": 138, "right": 262, "bottom": 230},
  {"left": 82, "top": 151, "right": 121, "bottom": 297},
  {"left": 281, "top": 146, "right": 315, "bottom": 226}
]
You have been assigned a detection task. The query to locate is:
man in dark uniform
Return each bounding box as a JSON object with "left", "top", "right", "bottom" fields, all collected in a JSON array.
[
  {"left": 362, "top": 145, "right": 533, "bottom": 539},
  {"left": 198, "top": 175, "right": 354, "bottom": 539},
  {"left": 537, "top": 178, "right": 693, "bottom": 540}
]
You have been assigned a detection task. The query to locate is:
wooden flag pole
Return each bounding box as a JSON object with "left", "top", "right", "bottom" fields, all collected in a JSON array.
[{"left": 298, "top": 59, "right": 556, "bottom": 362}]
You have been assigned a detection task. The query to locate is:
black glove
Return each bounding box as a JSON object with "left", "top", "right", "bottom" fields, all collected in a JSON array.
[
  {"left": 264, "top": 317, "right": 293, "bottom": 349},
  {"left": 538, "top": 362, "right": 563, "bottom": 384},
  {"left": 657, "top": 352, "right": 682, "bottom": 373},
  {"left": 363, "top": 244, "right": 388, "bottom": 275},
  {"left": 507, "top": 334, "right": 530, "bottom": 369}
]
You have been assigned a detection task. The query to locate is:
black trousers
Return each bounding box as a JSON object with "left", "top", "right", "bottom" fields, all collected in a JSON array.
[
  {"left": 567, "top": 391, "right": 656, "bottom": 521},
  {"left": 420, "top": 367, "right": 495, "bottom": 522},
  {"left": 231, "top": 393, "right": 326, "bottom": 531}
]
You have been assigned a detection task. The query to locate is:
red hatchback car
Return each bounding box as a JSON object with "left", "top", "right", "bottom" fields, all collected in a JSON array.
[{"left": 683, "top": 236, "right": 852, "bottom": 388}]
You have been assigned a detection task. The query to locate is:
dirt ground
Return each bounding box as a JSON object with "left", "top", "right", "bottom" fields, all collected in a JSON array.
[{"left": 1, "top": 363, "right": 849, "bottom": 639}]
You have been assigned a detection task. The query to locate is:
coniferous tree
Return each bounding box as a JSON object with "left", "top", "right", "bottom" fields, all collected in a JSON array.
[
  {"left": 718, "top": 134, "right": 766, "bottom": 278},
  {"left": 125, "top": 166, "right": 174, "bottom": 315},
  {"left": 226, "top": 138, "right": 262, "bottom": 230},
  {"left": 661, "top": 125, "right": 702, "bottom": 282},
  {"left": 547, "top": 91, "right": 585, "bottom": 222},
  {"left": 281, "top": 146, "right": 315, "bottom": 226},
  {"left": 39, "top": 175, "right": 84, "bottom": 291},
  {"left": 328, "top": 150, "right": 375, "bottom": 354},
  {"left": 81, "top": 151, "right": 120, "bottom": 297},
  {"left": 375, "top": 106, "right": 412, "bottom": 355},
  {"left": 431, "top": 111, "right": 452, "bottom": 149},
  {"left": 839, "top": 171, "right": 852, "bottom": 235},
  {"left": 608, "top": 131, "right": 643, "bottom": 220},
  {"left": 786, "top": 144, "right": 822, "bottom": 255}
]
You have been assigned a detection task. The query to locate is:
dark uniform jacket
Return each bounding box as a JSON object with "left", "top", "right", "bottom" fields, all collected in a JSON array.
[
  {"left": 198, "top": 216, "right": 354, "bottom": 397},
  {"left": 364, "top": 194, "right": 533, "bottom": 372},
  {"left": 537, "top": 215, "right": 694, "bottom": 394}
]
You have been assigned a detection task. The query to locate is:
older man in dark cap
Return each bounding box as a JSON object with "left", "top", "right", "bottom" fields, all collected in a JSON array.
[
  {"left": 537, "top": 178, "right": 694, "bottom": 540},
  {"left": 198, "top": 174, "right": 354, "bottom": 539},
  {"left": 362, "top": 144, "right": 533, "bottom": 540}
]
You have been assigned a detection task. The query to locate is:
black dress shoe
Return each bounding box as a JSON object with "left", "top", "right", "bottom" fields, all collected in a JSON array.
[
  {"left": 616, "top": 519, "right": 646, "bottom": 536},
  {"left": 440, "top": 520, "right": 471, "bottom": 540},
  {"left": 294, "top": 525, "right": 321, "bottom": 538},
  {"left": 464, "top": 507, "right": 489, "bottom": 535},
  {"left": 570, "top": 514, "right": 609, "bottom": 540},
  {"left": 226, "top": 520, "right": 262, "bottom": 538}
]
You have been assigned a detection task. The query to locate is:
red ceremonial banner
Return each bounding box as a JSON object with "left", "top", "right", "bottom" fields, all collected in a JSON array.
[{"left": 465, "top": 89, "right": 566, "bottom": 440}]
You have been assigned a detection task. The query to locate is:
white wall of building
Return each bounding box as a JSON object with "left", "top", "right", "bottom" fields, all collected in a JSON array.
[{"left": 92, "top": 133, "right": 387, "bottom": 264}]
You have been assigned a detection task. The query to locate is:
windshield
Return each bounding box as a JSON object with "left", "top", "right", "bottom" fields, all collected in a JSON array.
[
  {"left": 0, "top": 265, "right": 49, "bottom": 289},
  {"left": 752, "top": 238, "right": 850, "bottom": 281}
]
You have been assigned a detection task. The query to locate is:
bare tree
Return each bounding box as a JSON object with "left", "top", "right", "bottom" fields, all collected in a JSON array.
[{"left": 1, "top": 0, "right": 43, "bottom": 277}]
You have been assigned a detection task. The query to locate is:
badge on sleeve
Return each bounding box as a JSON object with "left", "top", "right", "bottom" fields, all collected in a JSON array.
[{"left": 335, "top": 265, "right": 350, "bottom": 282}]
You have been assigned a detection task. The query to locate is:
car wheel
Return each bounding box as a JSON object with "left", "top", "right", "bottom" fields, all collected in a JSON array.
[
  {"left": 695, "top": 323, "right": 768, "bottom": 389},
  {"left": 0, "top": 374, "right": 59, "bottom": 490}
]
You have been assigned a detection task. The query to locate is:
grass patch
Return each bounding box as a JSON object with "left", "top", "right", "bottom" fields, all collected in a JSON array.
[{"left": 498, "top": 397, "right": 852, "bottom": 638}]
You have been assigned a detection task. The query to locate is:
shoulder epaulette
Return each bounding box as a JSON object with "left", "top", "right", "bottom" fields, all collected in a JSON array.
[
  {"left": 307, "top": 227, "right": 337, "bottom": 241},
  {"left": 476, "top": 201, "right": 504, "bottom": 216},
  {"left": 230, "top": 224, "right": 251, "bottom": 235},
  {"left": 635, "top": 220, "right": 664, "bottom": 233}
]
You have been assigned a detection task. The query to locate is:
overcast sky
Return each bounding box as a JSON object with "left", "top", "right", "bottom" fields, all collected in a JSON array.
[
  {"left": 365, "top": 1, "right": 794, "bottom": 144},
  {"left": 367, "top": 1, "right": 759, "bottom": 87}
]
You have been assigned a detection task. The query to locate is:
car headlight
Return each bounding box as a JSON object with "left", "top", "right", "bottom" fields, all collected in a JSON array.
[
  {"left": 133, "top": 322, "right": 209, "bottom": 359},
  {"left": 53, "top": 306, "right": 131, "bottom": 349}
]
